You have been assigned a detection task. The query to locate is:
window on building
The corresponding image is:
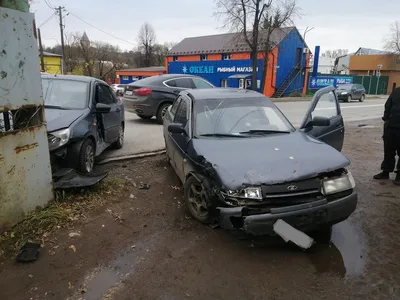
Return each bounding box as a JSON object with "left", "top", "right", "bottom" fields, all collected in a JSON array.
[
  {"left": 239, "top": 79, "right": 245, "bottom": 89},
  {"left": 222, "top": 54, "right": 231, "bottom": 60},
  {"left": 122, "top": 76, "right": 129, "bottom": 80},
  {"left": 221, "top": 79, "right": 228, "bottom": 88},
  {"left": 245, "top": 79, "right": 251, "bottom": 89},
  {"left": 173, "top": 56, "right": 178, "bottom": 62},
  {"left": 200, "top": 54, "right": 208, "bottom": 61}
]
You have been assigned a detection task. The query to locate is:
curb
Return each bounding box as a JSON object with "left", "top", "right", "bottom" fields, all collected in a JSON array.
[{"left": 97, "top": 149, "right": 166, "bottom": 165}]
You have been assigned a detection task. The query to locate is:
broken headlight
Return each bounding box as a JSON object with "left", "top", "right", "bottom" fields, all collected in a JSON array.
[
  {"left": 48, "top": 128, "right": 71, "bottom": 151},
  {"left": 227, "top": 187, "right": 263, "bottom": 200},
  {"left": 321, "top": 171, "right": 356, "bottom": 196}
]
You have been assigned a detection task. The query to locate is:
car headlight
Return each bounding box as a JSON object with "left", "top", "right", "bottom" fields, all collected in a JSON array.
[
  {"left": 341, "top": 92, "right": 348, "bottom": 95},
  {"left": 48, "top": 128, "right": 71, "bottom": 151},
  {"left": 322, "top": 172, "right": 356, "bottom": 195},
  {"left": 227, "top": 186, "right": 262, "bottom": 200}
]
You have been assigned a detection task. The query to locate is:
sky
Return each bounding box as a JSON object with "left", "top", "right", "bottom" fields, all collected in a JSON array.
[{"left": 31, "top": 0, "right": 400, "bottom": 55}]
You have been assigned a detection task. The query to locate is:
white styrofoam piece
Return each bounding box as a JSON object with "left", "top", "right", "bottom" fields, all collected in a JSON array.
[{"left": 273, "top": 219, "right": 315, "bottom": 249}]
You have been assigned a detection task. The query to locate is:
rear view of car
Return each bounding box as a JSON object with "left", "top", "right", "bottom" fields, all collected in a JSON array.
[{"left": 123, "top": 74, "right": 214, "bottom": 124}]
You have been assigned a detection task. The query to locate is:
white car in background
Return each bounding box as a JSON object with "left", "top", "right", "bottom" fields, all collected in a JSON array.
[{"left": 111, "top": 84, "right": 126, "bottom": 96}]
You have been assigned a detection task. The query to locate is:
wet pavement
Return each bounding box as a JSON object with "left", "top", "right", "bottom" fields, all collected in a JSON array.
[{"left": 1, "top": 122, "right": 400, "bottom": 300}]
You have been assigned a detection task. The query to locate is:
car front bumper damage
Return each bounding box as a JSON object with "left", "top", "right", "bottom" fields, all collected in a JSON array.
[{"left": 217, "top": 191, "right": 358, "bottom": 236}]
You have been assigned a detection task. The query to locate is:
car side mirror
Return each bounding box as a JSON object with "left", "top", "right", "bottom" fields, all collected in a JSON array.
[
  {"left": 168, "top": 123, "right": 185, "bottom": 134},
  {"left": 307, "top": 116, "right": 331, "bottom": 127},
  {"left": 96, "top": 103, "right": 111, "bottom": 114}
]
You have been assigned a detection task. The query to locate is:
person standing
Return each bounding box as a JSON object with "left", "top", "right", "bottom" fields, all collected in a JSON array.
[{"left": 374, "top": 87, "right": 400, "bottom": 185}]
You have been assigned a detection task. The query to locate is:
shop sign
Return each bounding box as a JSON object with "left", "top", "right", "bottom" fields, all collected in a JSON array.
[
  {"left": 182, "top": 65, "right": 258, "bottom": 74},
  {"left": 309, "top": 76, "right": 352, "bottom": 89}
]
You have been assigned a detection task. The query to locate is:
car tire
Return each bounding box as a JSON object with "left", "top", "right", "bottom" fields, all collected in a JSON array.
[
  {"left": 346, "top": 95, "right": 352, "bottom": 102},
  {"left": 184, "top": 175, "right": 212, "bottom": 224},
  {"left": 78, "top": 138, "right": 95, "bottom": 174},
  {"left": 359, "top": 94, "right": 365, "bottom": 102},
  {"left": 156, "top": 103, "right": 171, "bottom": 124},
  {"left": 113, "top": 123, "right": 124, "bottom": 149},
  {"left": 138, "top": 115, "right": 153, "bottom": 120}
]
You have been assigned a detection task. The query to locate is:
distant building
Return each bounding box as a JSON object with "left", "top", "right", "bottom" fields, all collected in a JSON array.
[
  {"left": 39, "top": 51, "right": 62, "bottom": 74},
  {"left": 310, "top": 56, "right": 335, "bottom": 74},
  {"left": 116, "top": 66, "right": 166, "bottom": 84}
]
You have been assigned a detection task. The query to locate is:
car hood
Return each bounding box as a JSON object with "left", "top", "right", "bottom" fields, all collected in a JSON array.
[
  {"left": 45, "top": 108, "right": 84, "bottom": 132},
  {"left": 190, "top": 131, "right": 350, "bottom": 190}
]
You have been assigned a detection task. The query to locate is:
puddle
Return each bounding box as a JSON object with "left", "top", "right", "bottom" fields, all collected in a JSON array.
[
  {"left": 73, "top": 232, "right": 165, "bottom": 300},
  {"left": 308, "top": 220, "right": 366, "bottom": 278}
]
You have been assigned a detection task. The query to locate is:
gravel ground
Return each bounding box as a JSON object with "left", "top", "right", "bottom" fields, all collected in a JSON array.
[{"left": 1, "top": 121, "right": 399, "bottom": 300}]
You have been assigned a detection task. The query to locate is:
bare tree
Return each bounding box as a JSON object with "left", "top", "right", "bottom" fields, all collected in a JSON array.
[
  {"left": 260, "top": 0, "right": 299, "bottom": 93},
  {"left": 63, "top": 32, "right": 81, "bottom": 74},
  {"left": 138, "top": 22, "right": 156, "bottom": 67},
  {"left": 384, "top": 21, "right": 400, "bottom": 53},
  {"left": 322, "top": 49, "right": 349, "bottom": 58},
  {"left": 216, "top": 0, "right": 272, "bottom": 90}
]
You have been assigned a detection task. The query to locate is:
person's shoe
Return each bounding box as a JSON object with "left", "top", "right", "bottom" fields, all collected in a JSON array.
[
  {"left": 393, "top": 173, "right": 400, "bottom": 186},
  {"left": 373, "top": 171, "right": 390, "bottom": 180}
]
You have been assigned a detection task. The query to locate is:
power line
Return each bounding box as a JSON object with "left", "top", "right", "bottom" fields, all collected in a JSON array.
[
  {"left": 37, "top": 12, "right": 56, "bottom": 28},
  {"left": 66, "top": 10, "right": 135, "bottom": 46},
  {"left": 44, "top": 0, "right": 54, "bottom": 9}
]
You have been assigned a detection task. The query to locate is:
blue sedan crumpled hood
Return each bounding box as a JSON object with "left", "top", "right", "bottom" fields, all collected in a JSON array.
[
  {"left": 45, "top": 108, "right": 84, "bottom": 132},
  {"left": 190, "top": 131, "right": 350, "bottom": 190}
]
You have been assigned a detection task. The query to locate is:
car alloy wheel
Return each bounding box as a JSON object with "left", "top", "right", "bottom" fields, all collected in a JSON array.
[
  {"left": 84, "top": 144, "right": 94, "bottom": 173},
  {"left": 161, "top": 105, "right": 170, "bottom": 119},
  {"left": 187, "top": 181, "right": 209, "bottom": 218},
  {"left": 347, "top": 95, "right": 352, "bottom": 102},
  {"left": 360, "top": 94, "right": 365, "bottom": 102},
  {"left": 118, "top": 126, "right": 124, "bottom": 146}
]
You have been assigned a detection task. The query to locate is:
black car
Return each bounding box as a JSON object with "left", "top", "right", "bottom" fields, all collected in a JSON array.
[
  {"left": 123, "top": 74, "right": 214, "bottom": 124},
  {"left": 42, "top": 74, "right": 125, "bottom": 174},
  {"left": 336, "top": 84, "right": 366, "bottom": 102},
  {"left": 163, "top": 86, "right": 357, "bottom": 236}
]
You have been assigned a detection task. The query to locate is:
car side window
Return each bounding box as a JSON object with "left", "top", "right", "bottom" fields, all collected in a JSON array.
[
  {"left": 165, "top": 80, "right": 177, "bottom": 87},
  {"left": 174, "top": 98, "right": 189, "bottom": 125},
  {"left": 175, "top": 78, "right": 193, "bottom": 89},
  {"left": 192, "top": 78, "right": 213, "bottom": 89},
  {"left": 98, "top": 85, "right": 115, "bottom": 104},
  {"left": 170, "top": 97, "right": 182, "bottom": 118},
  {"left": 311, "top": 91, "right": 339, "bottom": 119}
]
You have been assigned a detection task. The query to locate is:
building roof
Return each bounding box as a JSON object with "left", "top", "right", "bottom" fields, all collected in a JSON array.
[
  {"left": 354, "top": 47, "right": 391, "bottom": 55},
  {"left": 118, "top": 66, "right": 166, "bottom": 72},
  {"left": 168, "top": 27, "right": 294, "bottom": 56},
  {"left": 41, "top": 51, "right": 62, "bottom": 57},
  {"left": 81, "top": 31, "right": 90, "bottom": 42}
]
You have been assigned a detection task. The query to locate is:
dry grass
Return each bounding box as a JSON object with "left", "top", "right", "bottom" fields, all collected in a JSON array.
[{"left": 0, "top": 177, "right": 130, "bottom": 258}]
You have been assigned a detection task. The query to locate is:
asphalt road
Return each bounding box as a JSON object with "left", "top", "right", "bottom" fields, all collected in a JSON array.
[{"left": 100, "top": 98, "right": 386, "bottom": 160}]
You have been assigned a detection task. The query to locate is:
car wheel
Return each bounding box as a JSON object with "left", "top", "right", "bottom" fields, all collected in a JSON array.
[
  {"left": 138, "top": 115, "right": 153, "bottom": 120},
  {"left": 184, "top": 176, "right": 212, "bottom": 224},
  {"left": 359, "top": 94, "right": 365, "bottom": 102},
  {"left": 156, "top": 103, "right": 171, "bottom": 124},
  {"left": 78, "top": 139, "right": 95, "bottom": 174},
  {"left": 346, "top": 95, "right": 352, "bottom": 102},
  {"left": 113, "top": 123, "right": 124, "bottom": 149}
]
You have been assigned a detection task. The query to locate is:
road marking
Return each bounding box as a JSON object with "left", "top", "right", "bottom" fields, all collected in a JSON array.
[{"left": 315, "top": 104, "right": 383, "bottom": 111}]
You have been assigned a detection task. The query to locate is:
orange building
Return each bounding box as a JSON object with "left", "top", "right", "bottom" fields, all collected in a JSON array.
[
  {"left": 116, "top": 66, "right": 166, "bottom": 84},
  {"left": 349, "top": 54, "right": 400, "bottom": 93}
]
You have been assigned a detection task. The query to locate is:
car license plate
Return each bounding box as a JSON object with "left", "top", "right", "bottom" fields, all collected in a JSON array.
[{"left": 125, "top": 91, "right": 133, "bottom": 95}]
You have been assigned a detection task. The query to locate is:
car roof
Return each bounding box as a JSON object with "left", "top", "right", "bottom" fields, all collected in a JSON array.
[
  {"left": 127, "top": 73, "right": 207, "bottom": 86},
  {"left": 41, "top": 74, "right": 107, "bottom": 85},
  {"left": 183, "top": 88, "right": 266, "bottom": 101}
]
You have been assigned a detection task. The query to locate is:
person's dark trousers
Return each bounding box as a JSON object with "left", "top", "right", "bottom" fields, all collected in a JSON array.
[{"left": 381, "top": 123, "right": 400, "bottom": 173}]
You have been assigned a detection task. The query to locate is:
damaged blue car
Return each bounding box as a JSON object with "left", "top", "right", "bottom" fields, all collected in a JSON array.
[{"left": 163, "top": 86, "right": 358, "bottom": 236}]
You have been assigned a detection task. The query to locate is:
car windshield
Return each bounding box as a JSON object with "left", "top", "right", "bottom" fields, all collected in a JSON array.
[
  {"left": 41, "top": 78, "right": 89, "bottom": 109},
  {"left": 337, "top": 84, "right": 352, "bottom": 90},
  {"left": 194, "top": 97, "right": 295, "bottom": 137}
]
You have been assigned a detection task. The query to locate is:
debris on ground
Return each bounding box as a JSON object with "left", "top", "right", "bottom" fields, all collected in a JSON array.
[
  {"left": 273, "top": 219, "right": 315, "bottom": 250},
  {"left": 68, "top": 232, "right": 81, "bottom": 238},
  {"left": 106, "top": 209, "right": 124, "bottom": 223},
  {"left": 130, "top": 194, "right": 135, "bottom": 199},
  {"left": 53, "top": 169, "right": 108, "bottom": 189},
  {"left": 69, "top": 245, "right": 77, "bottom": 252},
  {"left": 170, "top": 185, "right": 181, "bottom": 190},
  {"left": 139, "top": 183, "right": 151, "bottom": 190},
  {"left": 16, "top": 242, "right": 41, "bottom": 263}
]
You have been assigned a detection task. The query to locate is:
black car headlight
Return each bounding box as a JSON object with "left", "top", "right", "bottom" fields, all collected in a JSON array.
[
  {"left": 226, "top": 186, "right": 263, "bottom": 200},
  {"left": 48, "top": 128, "right": 71, "bottom": 151},
  {"left": 321, "top": 172, "right": 356, "bottom": 195}
]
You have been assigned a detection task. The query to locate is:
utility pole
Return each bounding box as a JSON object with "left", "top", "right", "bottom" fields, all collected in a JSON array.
[
  {"left": 37, "top": 28, "right": 45, "bottom": 72},
  {"left": 57, "top": 6, "right": 65, "bottom": 74}
]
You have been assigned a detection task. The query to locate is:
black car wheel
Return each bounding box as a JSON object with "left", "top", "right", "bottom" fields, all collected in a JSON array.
[
  {"left": 359, "top": 94, "right": 365, "bottom": 102},
  {"left": 113, "top": 123, "right": 124, "bottom": 149},
  {"left": 184, "top": 176, "right": 212, "bottom": 224},
  {"left": 345, "top": 95, "right": 352, "bottom": 102},
  {"left": 78, "top": 139, "right": 95, "bottom": 174},
  {"left": 156, "top": 103, "right": 171, "bottom": 124},
  {"left": 138, "top": 115, "right": 153, "bottom": 120}
]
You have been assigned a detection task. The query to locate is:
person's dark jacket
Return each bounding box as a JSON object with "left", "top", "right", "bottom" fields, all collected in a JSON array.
[{"left": 383, "top": 87, "right": 400, "bottom": 128}]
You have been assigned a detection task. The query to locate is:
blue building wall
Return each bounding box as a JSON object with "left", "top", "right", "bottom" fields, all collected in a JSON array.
[
  {"left": 276, "top": 29, "right": 307, "bottom": 96},
  {"left": 119, "top": 75, "right": 146, "bottom": 84},
  {"left": 167, "top": 59, "right": 264, "bottom": 91}
]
